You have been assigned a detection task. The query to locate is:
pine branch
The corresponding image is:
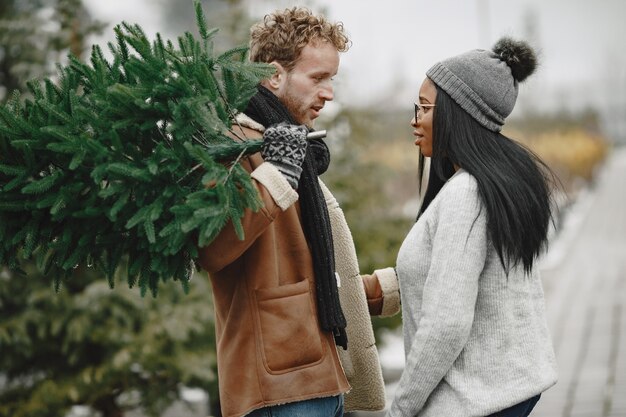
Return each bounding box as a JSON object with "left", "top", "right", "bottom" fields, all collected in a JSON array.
[{"left": 0, "top": 1, "right": 273, "bottom": 294}]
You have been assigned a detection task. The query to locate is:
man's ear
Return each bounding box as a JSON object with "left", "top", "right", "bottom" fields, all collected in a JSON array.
[{"left": 266, "top": 61, "right": 286, "bottom": 91}]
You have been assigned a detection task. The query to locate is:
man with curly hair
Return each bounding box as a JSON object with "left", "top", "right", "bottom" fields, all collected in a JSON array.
[{"left": 197, "top": 7, "right": 395, "bottom": 417}]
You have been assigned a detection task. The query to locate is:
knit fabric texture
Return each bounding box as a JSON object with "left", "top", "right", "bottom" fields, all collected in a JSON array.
[
  {"left": 390, "top": 170, "right": 557, "bottom": 417},
  {"left": 426, "top": 49, "right": 518, "bottom": 132},
  {"left": 261, "top": 122, "right": 308, "bottom": 189}
]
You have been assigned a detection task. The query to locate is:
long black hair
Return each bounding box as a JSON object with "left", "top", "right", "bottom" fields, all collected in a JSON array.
[{"left": 418, "top": 86, "right": 556, "bottom": 274}]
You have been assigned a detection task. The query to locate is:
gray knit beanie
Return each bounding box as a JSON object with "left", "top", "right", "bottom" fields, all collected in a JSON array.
[{"left": 426, "top": 37, "right": 538, "bottom": 132}]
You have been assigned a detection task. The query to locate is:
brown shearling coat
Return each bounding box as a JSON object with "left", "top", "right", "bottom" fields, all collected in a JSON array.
[{"left": 197, "top": 115, "right": 397, "bottom": 417}]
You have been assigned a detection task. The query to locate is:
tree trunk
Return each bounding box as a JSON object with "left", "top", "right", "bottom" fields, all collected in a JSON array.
[{"left": 93, "top": 395, "right": 124, "bottom": 417}]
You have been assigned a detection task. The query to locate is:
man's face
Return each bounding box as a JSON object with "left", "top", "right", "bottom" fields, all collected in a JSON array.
[{"left": 274, "top": 41, "right": 339, "bottom": 128}]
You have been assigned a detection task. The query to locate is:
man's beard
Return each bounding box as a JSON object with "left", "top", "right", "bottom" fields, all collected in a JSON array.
[{"left": 276, "top": 88, "right": 311, "bottom": 127}]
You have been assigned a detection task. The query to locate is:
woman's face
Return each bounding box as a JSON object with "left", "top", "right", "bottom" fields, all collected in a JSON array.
[{"left": 411, "top": 78, "right": 437, "bottom": 157}]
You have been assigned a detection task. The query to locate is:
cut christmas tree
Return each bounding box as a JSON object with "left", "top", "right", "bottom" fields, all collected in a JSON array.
[{"left": 0, "top": 0, "right": 273, "bottom": 295}]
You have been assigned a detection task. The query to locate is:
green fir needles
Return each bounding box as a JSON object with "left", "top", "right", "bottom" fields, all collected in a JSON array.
[{"left": 0, "top": 1, "right": 273, "bottom": 295}]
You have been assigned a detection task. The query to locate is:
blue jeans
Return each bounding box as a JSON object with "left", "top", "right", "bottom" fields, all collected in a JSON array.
[
  {"left": 246, "top": 395, "right": 344, "bottom": 417},
  {"left": 486, "top": 394, "right": 541, "bottom": 417}
]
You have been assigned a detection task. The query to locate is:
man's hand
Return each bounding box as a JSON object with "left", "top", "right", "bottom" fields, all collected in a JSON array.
[
  {"left": 261, "top": 122, "right": 308, "bottom": 189},
  {"left": 362, "top": 273, "right": 384, "bottom": 316}
]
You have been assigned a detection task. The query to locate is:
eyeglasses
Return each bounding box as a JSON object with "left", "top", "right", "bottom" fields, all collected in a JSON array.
[{"left": 414, "top": 102, "right": 436, "bottom": 121}]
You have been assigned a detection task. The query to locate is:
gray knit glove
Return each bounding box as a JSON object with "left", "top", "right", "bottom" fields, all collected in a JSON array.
[{"left": 261, "top": 122, "right": 308, "bottom": 189}]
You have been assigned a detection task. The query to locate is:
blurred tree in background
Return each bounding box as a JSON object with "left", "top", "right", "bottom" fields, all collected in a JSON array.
[
  {"left": 1, "top": 1, "right": 220, "bottom": 416},
  {"left": 506, "top": 109, "right": 610, "bottom": 195},
  {"left": 0, "top": 267, "right": 216, "bottom": 417},
  {"left": 157, "top": 0, "right": 252, "bottom": 50},
  {"left": 0, "top": 0, "right": 104, "bottom": 102}
]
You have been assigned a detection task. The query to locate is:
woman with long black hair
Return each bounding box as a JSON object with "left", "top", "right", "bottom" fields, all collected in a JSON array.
[{"left": 362, "top": 38, "right": 558, "bottom": 417}]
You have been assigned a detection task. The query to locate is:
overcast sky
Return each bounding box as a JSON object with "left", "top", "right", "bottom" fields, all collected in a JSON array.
[{"left": 83, "top": 0, "right": 626, "bottom": 118}]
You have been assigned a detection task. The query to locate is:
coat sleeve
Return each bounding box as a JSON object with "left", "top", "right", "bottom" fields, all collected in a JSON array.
[
  {"left": 320, "top": 180, "right": 387, "bottom": 412},
  {"left": 388, "top": 176, "right": 488, "bottom": 417},
  {"left": 196, "top": 153, "right": 298, "bottom": 274},
  {"left": 373, "top": 267, "right": 401, "bottom": 317}
]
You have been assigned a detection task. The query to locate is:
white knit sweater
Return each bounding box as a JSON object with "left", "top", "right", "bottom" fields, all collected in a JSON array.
[{"left": 389, "top": 170, "right": 557, "bottom": 417}]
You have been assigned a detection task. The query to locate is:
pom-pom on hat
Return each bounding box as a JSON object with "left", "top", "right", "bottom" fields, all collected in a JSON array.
[{"left": 426, "top": 37, "right": 537, "bottom": 132}]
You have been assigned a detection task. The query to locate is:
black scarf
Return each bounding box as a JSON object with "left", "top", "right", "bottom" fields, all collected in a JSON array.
[{"left": 245, "top": 85, "right": 348, "bottom": 349}]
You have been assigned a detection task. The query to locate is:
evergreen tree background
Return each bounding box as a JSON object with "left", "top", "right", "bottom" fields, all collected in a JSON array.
[
  {"left": 0, "top": 0, "right": 104, "bottom": 103},
  {"left": 1, "top": 1, "right": 267, "bottom": 415},
  {"left": 157, "top": 0, "right": 252, "bottom": 50},
  {"left": 0, "top": 265, "right": 216, "bottom": 417}
]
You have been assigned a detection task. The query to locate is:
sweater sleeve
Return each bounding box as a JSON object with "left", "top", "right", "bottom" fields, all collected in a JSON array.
[{"left": 389, "top": 175, "right": 488, "bottom": 417}]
